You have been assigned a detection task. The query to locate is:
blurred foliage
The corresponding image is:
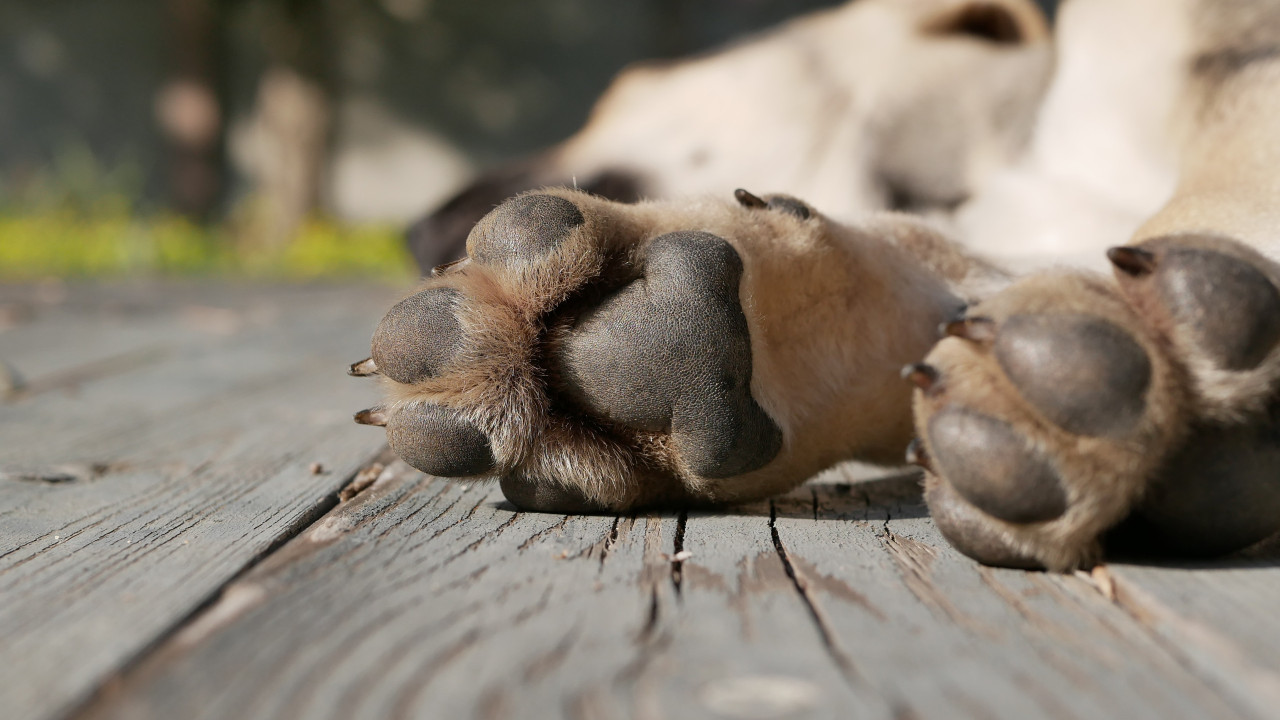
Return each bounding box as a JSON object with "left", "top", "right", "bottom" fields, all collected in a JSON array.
[
  {"left": 0, "top": 139, "right": 416, "bottom": 282},
  {"left": 0, "top": 210, "right": 415, "bottom": 281}
]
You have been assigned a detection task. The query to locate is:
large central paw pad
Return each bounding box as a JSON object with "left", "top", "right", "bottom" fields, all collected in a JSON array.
[
  {"left": 556, "top": 231, "right": 781, "bottom": 479},
  {"left": 351, "top": 190, "right": 793, "bottom": 511}
]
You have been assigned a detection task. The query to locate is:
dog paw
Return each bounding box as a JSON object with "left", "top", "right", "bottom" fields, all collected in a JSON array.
[
  {"left": 353, "top": 189, "right": 960, "bottom": 512},
  {"left": 910, "top": 235, "right": 1280, "bottom": 570}
]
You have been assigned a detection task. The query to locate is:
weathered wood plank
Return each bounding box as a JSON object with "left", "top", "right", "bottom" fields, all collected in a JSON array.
[
  {"left": 0, "top": 283, "right": 397, "bottom": 720},
  {"left": 78, "top": 461, "right": 894, "bottom": 720},
  {"left": 74, "top": 465, "right": 1271, "bottom": 719},
  {"left": 770, "top": 467, "right": 1254, "bottom": 720},
  {"left": 1107, "top": 555, "right": 1280, "bottom": 720}
]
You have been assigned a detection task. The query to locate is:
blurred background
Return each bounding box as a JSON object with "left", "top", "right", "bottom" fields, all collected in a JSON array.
[{"left": 0, "top": 0, "right": 875, "bottom": 281}]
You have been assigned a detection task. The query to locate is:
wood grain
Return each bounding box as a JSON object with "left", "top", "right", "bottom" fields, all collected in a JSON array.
[
  {"left": 0, "top": 282, "right": 396, "bottom": 720},
  {"left": 77, "top": 464, "right": 1270, "bottom": 720}
]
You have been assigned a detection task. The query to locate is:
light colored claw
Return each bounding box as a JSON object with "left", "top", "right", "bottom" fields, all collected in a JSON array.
[
  {"left": 431, "top": 257, "right": 470, "bottom": 277},
  {"left": 354, "top": 407, "right": 389, "bottom": 427},
  {"left": 348, "top": 357, "right": 379, "bottom": 377},
  {"left": 941, "top": 316, "right": 997, "bottom": 343},
  {"left": 905, "top": 438, "right": 933, "bottom": 472}
]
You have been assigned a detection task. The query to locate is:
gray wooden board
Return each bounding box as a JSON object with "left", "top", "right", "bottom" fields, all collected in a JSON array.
[
  {"left": 75, "top": 462, "right": 1276, "bottom": 720},
  {"left": 7, "top": 282, "right": 1280, "bottom": 720},
  {"left": 0, "top": 282, "right": 398, "bottom": 720},
  {"left": 772, "top": 467, "right": 1254, "bottom": 720},
  {"left": 1107, "top": 558, "right": 1280, "bottom": 719},
  {"left": 78, "top": 463, "right": 882, "bottom": 720}
]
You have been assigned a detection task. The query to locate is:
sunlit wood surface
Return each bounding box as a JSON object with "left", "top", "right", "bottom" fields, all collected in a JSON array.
[{"left": 2, "top": 282, "right": 1277, "bottom": 720}]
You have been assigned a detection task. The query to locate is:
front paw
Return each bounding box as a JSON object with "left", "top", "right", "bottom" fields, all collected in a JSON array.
[{"left": 352, "top": 189, "right": 954, "bottom": 512}]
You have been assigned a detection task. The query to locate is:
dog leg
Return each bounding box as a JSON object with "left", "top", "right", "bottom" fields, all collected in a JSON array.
[{"left": 353, "top": 189, "right": 983, "bottom": 511}]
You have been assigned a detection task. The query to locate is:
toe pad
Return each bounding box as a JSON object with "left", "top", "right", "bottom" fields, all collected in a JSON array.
[
  {"left": 387, "top": 404, "right": 495, "bottom": 478},
  {"left": 468, "top": 194, "right": 585, "bottom": 265},
  {"left": 372, "top": 288, "right": 464, "bottom": 384},
  {"left": 928, "top": 408, "right": 1069, "bottom": 524}
]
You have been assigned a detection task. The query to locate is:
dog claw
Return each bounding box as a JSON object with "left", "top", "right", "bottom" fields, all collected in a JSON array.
[
  {"left": 431, "top": 257, "right": 469, "bottom": 277},
  {"left": 733, "top": 188, "right": 767, "bottom": 209},
  {"left": 348, "top": 357, "right": 379, "bottom": 377},
  {"left": 902, "top": 363, "right": 941, "bottom": 392},
  {"left": 1107, "top": 246, "right": 1158, "bottom": 277},
  {"left": 941, "top": 316, "right": 996, "bottom": 343},
  {"left": 906, "top": 437, "right": 933, "bottom": 471},
  {"left": 354, "top": 407, "right": 389, "bottom": 426}
]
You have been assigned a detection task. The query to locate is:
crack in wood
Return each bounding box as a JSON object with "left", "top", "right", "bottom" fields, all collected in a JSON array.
[
  {"left": 0, "top": 462, "right": 115, "bottom": 484},
  {"left": 4, "top": 346, "right": 171, "bottom": 403},
  {"left": 62, "top": 444, "right": 397, "bottom": 720},
  {"left": 671, "top": 512, "right": 687, "bottom": 597},
  {"left": 881, "top": 528, "right": 993, "bottom": 637},
  {"left": 443, "top": 512, "right": 522, "bottom": 567},
  {"left": 639, "top": 586, "right": 661, "bottom": 644},
  {"left": 578, "top": 515, "right": 622, "bottom": 569},
  {"left": 517, "top": 515, "right": 571, "bottom": 552},
  {"left": 612, "top": 517, "right": 677, "bottom": 694},
  {"left": 768, "top": 501, "right": 862, "bottom": 684}
]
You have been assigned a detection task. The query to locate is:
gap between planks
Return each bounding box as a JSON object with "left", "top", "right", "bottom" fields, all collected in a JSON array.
[{"left": 65, "top": 445, "right": 401, "bottom": 720}]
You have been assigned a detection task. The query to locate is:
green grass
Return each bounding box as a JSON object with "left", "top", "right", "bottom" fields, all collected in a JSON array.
[{"left": 0, "top": 207, "right": 418, "bottom": 282}]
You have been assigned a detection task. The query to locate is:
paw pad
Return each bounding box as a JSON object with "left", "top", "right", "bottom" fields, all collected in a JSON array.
[
  {"left": 927, "top": 408, "right": 1068, "bottom": 524},
  {"left": 467, "top": 194, "right": 585, "bottom": 265},
  {"left": 924, "top": 475, "right": 1042, "bottom": 569},
  {"left": 371, "top": 287, "right": 464, "bottom": 384},
  {"left": 386, "top": 404, "right": 495, "bottom": 478},
  {"left": 1112, "top": 238, "right": 1280, "bottom": 372},
  {"left": 994, "top": 313, "right": 1151, "bottom": 439},
  {"left": 909, "top": 273, "right": 1175, "bottom": 569},
  {"left": 1132, "top": 414, "right": 1280, "bottom": 556},
  {"left": 556, "top": 231, "right": 782, "bottom": 479}
]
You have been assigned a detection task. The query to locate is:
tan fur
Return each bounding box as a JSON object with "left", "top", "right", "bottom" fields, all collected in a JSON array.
[{"left": 913, "top": 272, "right": 1195, "bottom": 570}]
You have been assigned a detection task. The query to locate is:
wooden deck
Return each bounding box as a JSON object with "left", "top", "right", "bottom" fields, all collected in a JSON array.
[{"left": 2, "top": 281, "right": 1278, "bottom": 720}]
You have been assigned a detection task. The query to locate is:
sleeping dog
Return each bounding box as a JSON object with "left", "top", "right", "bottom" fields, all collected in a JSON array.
[{"left": 352, "top": 0, "right": 1280, "bottom": 571}]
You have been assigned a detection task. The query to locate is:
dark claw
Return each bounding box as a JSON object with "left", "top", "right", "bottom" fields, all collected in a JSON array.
[
  {"left": 431, "top": 257, "right": 469, "bottom": 277},
  {"left": 901, "top": 363, "right": 941, "bottom": 392},
  {"left": 941, "top": 316, "right": 997, "bottom": 343},
  {"left": 766, "top": 196, "right": 812, "bottom": 220},
  {"left": 1107, "top": 246, "right": 1158, "bottom": 277},
  {"left": 348, "top": 357, "right": 379, "bottom": 377},
  {"left": 354, "top": 407, "right": 389, "bottom": 427},
  {"left": 734, "top": 188, "right": 767, "bottom": 209}
]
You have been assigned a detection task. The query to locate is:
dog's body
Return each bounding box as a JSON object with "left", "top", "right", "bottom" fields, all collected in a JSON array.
[{"left": 361, "top": 0, "right": 1280, "bottom": 570}]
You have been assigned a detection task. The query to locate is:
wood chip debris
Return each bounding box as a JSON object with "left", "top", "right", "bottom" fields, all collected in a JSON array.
[{"left": 339, "top": 462, "right": 384, "bottom": 502}]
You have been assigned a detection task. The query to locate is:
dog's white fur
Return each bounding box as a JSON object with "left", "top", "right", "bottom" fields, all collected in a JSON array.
[{"left": 513, "top": 0, "right": 1280, "bottom": 274}]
